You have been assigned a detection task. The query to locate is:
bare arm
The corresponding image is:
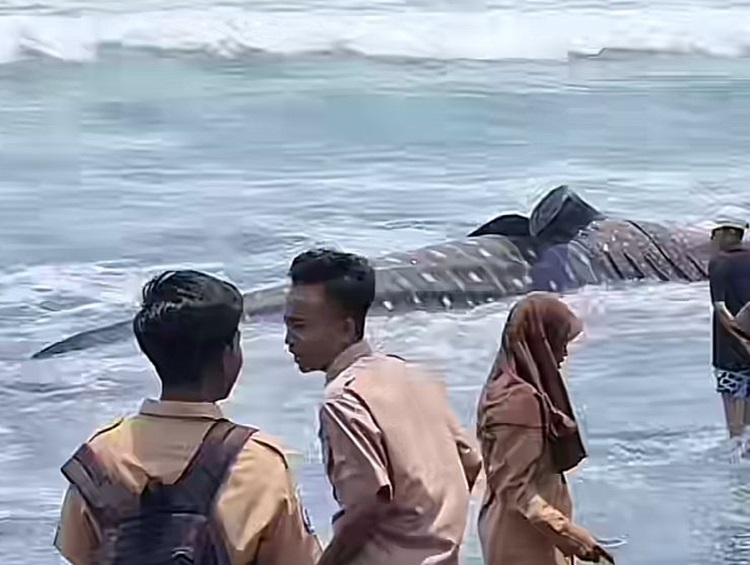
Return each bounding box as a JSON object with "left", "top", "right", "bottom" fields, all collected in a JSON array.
[
  {"left": 727, "top": 303, "right": 750, "bottom": 360},
  {"left": 710, "top": 258, "right": 734, "bottom": 329},
  {"left": 714, "top": 301, "right": 735, "bottom": 328}
]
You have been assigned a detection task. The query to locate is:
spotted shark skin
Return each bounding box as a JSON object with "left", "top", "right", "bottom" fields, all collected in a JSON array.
[
  {"left": 30, "top": 214, "right": 711, "bottom": 360},
  {"left": 362, "top": 218, "right": 708, "bottom": 316}
]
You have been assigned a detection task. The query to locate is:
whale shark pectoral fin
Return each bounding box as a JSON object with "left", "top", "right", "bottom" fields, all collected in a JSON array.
[{"left": 31, "top": 319, "right": 133, "bottom": 359}]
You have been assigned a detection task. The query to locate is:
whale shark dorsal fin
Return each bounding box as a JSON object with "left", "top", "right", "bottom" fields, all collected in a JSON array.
[
  {"left": 468, "top": 213, "right": 530, "bottom": 238},
  {"left": 529, "top": 185, "right": 604, "bottom": 243}
]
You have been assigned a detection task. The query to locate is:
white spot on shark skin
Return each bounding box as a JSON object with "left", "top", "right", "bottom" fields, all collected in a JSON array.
[
  {"left": 511, "top": 277, "right": 524, "bottom": 290},
  {"left": 602, "top": 242, "right": 610, "bottom": 253},
  {"left": 549, "top": 280, "right": 558, "bottom": 291},
  {"left": 441, "top": 295, "right": 453, "bottom": 308},
  {"left": 410, "top": 258, "right": 418, "bottom": 265},
  {"left": 412, "top": 294, "right": 422, "bottom": 304},
  {"left": 428, "top": 249, "right": 447, "bottom": 259},
  {"left": 382, "top": 300, "right": 394, "bottom": 311},
  {"left": 478, "top": 247, "right": 492, "bottom": 258},
  {"left": 522, "top": 275, "right": 532, "bottom": 285},
  {"left": 420, "top": 272, "right": 438, "bottom": 283},
  {"left": 468, "top": 271, "right": 483, "bottom": 283}
]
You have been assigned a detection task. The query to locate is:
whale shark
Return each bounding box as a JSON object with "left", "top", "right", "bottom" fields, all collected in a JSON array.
[{"left": 31, "top": 186, "right": 711, "bottom": 360}]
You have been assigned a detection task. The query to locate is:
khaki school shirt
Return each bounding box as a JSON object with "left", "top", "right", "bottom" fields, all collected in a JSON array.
[
  {"left": 54, "top": 399, "right": 322, "bottom": 565},
  {"left": 319, "top": 340, "right": 482, "bottom": 565}
]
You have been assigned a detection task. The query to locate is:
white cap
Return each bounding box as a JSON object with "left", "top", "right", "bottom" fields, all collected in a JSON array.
[{"left": 711, "top": 205, "right": 748, "bottom": 232}]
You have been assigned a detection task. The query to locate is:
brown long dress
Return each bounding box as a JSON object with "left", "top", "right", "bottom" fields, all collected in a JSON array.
[
  {"left": 476, "top": 292, "right": 598, "bottom": 565},
  {"left": 477, "top": 376, "right": 575, "bottom": 565}
]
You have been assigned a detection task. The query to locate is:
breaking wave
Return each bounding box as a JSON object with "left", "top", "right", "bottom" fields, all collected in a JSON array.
[{"left": 1, "top": 7, "right": 749, "bottom": 64}]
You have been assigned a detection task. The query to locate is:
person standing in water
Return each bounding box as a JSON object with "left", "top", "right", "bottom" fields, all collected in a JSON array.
[
  {"left": 708, "top": 218, "right": 750, "bottom": 439},
  {"left": 475, "top": 293, "right": 613, "bottom": 565},
  {"left": 283, "top": 248, "right": 483, "bottom": 565}
]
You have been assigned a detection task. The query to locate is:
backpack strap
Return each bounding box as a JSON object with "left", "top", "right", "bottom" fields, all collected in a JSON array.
[
  {"left": 61, "top": 444, "right": 137, "bottom": 528},
  {"left": 174, "top": 419, "right": 257, "bottom": 514}
]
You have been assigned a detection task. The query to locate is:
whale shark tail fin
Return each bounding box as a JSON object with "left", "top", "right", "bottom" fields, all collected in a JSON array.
[{"left": 529, "top": 185, "right": 604, "bottom": 244}]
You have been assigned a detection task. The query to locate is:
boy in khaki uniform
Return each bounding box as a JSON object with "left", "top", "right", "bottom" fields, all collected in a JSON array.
[
  {"left": 284, "top": 249, "right": 482, "bottom": 565},
  {"left": 54, "top": 270, "right": 321, "bottom": 565}
]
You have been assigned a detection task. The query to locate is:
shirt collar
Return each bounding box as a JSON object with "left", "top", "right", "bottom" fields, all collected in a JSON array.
[
  {"left": 325, "top": 340, "right": 373, "bottom": 384},
  {"left": 139, "top": 399, "right": 225, "bottom": 421}
]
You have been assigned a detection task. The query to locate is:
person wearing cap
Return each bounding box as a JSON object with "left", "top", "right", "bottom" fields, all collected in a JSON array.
[{"left": 708, "top": 217, "right": 750, "bottom": 439}]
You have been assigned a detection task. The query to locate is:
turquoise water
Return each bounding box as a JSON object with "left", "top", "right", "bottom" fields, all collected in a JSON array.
[{"left": 2, "top": 1, "right": 750, "bottom": 563}]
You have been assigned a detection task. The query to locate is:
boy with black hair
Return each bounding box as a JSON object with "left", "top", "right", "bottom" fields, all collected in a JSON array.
[
  {"left": 55, "top": 270, "right": 321, "bottom": 565},
  {"left": 284, "top": 248, "right": 482, "bottom": 565}
]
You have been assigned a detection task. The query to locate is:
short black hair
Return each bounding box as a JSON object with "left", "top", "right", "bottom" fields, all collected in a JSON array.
[
  {"left": 288, "top": 248, "right": 376, "bottom": 339},
  {"left": 133, "top": 270, "right": 243, "bottom": 387}
]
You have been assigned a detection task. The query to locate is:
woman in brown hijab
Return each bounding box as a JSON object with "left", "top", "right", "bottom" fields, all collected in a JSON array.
[{"left": 476, "top": 292, "right": 614, "bottom": 564}]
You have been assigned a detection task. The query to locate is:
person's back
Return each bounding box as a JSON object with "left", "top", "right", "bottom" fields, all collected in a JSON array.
[
  {"left": 326, "top": 351, "right": 476, "bottom": 563},
  {"left": 54, "top": 270, "right": 321, "bottom": 565}
]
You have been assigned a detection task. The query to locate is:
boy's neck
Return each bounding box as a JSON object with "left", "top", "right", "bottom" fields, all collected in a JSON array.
[{"left": 160, "top": 388, "right": 212, "bottom": 403}]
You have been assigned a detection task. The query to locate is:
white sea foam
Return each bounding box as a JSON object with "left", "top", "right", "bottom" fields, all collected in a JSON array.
[{"left": 0, "top": 7, "right": 749, "bottom": 64}]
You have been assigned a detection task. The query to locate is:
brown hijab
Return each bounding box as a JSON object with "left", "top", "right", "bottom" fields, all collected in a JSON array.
[{"left": 481, "top": 292, "right": 586, "bottom": 474}]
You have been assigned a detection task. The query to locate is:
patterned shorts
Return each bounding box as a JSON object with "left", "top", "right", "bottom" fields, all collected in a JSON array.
[{"left": 715, "top": 368, "right": 750, "bottom": 399}]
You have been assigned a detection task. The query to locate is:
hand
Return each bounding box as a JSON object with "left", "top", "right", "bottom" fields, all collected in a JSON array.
[
  {"left": 578, "top": 544, "right": 615, "bottom": 564},
  {"left": 564, "top": 523, "right": 616, "bottom": 563}
]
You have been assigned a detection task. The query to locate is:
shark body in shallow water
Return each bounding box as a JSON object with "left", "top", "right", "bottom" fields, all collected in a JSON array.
[{"left": 31, "top": 186, "right": 711, "bottom": 360}]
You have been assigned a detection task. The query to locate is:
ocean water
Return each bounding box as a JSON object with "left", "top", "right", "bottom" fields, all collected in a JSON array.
[{"left": 3, "top": 0, "right": 750, "bottom": 563}]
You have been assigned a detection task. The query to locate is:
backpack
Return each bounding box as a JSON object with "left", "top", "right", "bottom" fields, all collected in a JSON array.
[{"left": 61, "top": 419, "right": 256, "bottom": 565}]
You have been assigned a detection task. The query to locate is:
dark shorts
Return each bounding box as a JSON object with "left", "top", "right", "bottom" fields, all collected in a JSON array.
[{"left": 715, "top": 368, "right": 750, "bottom": 399}]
